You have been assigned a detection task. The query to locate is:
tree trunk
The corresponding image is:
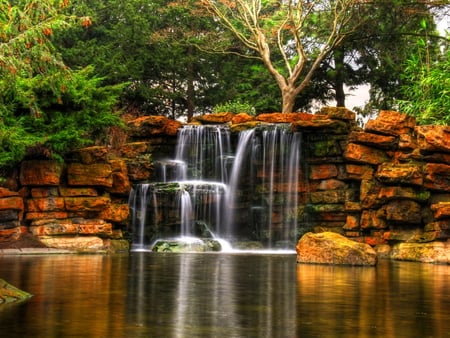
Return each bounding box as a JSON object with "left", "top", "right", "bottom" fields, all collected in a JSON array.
[
  {"left": 281, "top": 87, "right": 297, "bottom": 113},
  {"left": 333, "top": 48, "right": 346, "bottom": 107}
]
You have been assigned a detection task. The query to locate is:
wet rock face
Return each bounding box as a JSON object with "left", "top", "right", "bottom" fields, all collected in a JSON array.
[{"left": 296, "top": 232, "right": 377, "bottom": 266}]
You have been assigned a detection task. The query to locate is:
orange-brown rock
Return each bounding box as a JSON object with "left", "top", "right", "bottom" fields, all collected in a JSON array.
[
  {"left": 416, "top": 125, "right": 450, "bottom": 153},
  {"left": 26, "top": 197, "right": 65, "bottom": 212},
  {"left": 0, "top": 227, "right": 23, "bottom": 242},
  {"left": 30, "top": 187, "right": 59, "bottom": 198},
  {"left": 424, "top": 163, "right": 450, "bottom": 191},
  {"left": 67, "top": 163, "right": 113, "bottom": 187},
  {"left": 125, "top": 160, "right": 152, "bottom": 181},
  {"left": 127, "top": 115, "right": 181, "bottom": 137},
  {"left": 309, "top": 164, "right": 338, "bottom": 180},
  {"left": 71, "top": 146, "right": 109, "bottom": 164},
  {"left": 383, "top": 200, "right": 422, "bottom": 224},
  {"left": 345, "top": 164, "right": 374, "bottom": 180},
  {"left": 344, "top": 143, "right": 390, "bottom": 165},
  {"left": 317, "top": 179, "right": 348, "bottom": 190},
  {"left": 59, "top": 187, "right": 98, "bottom": 197},
  {"left": 73, "top": 218, "right": 113, "bottom": 236},
  {"left": 29, "top": 219, "right": 77, "bottom": 236},
  {"left": 163, "top": 119, "right": 182, "bottom": 135},
  {"left": 231, "top": 113, "right": 254, "bottom": 124},
  {"left": 430, "top": 202, "right": 450, "bottom": 220},
  {"left": 343, "top": 214, "right": 360, "bottom": 230},
  {"left": 365, "top": 110, "right": 416, "bottom": 136},
  {"left": 257, "top": 112, "right": 318, "bottom": 123},
  {"left": 296, "top": 232, "right": 377, "bottom": 265},
  {"left": 98, "top": 204, "right": 129, "bottom": 223},
  {"left": 319, "top": 107, "right": 355, "bottom": 120},
  {"left": 0, "top": 188, "right": 19, "bottom": 198},
  {"left": 360, "top": 179, "right": 383, "bottom": 209},
  {"left": 360, "top": 209, "right": 387, "bottom": 229},
  {"left": 291, "top": 118, "right": 349, "bottom": 134},
  {"left": 25, "top": 211, "right": 69, "bottom": 221},
  {"left": 390, "top": 242, "right": 450, "bottom": 264},
  {"left": 20, "top": 160, "right": 62, "bottom": 186},
  {"left": 64, "top": 196, "right": 110, "bottom": 212},
  {"left": 120, "top": 142, "right": 152, "bottom": 159},
  {"left": 375, "top": 163, "right": 423, "bottom": 186},
  {"left": 108, "top": 159, "right": 131, "bottom": 195},
  {"left": 348, "top": 131, "right": 397, "bottom": 149},
  {"left": 38, "top": 236, "right": 105, "bottom": 251},
  {"left": 194, "top": 112, "right": 234, "bottom": 124},
  {"left": 310, "top": 190, "right": 350, "bottom": 204},
  {"left": 377, "top": 186, "right": 430, "bottom": 203},
  {"left": 0, "top": 197, "right": 24, "bottom": 211}
]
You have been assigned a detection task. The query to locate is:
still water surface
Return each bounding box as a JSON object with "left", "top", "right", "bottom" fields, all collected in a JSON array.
[{"left": 0, "top": 253, "right": 449, "bottom": 338}]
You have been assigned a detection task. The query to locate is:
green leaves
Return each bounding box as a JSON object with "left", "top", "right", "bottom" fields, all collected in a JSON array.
[{"left": 397, "top": 42, "right": 450, "bottom": 125}]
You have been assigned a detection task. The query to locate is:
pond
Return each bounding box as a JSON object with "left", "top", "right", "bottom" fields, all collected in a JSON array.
[{"left": 0, "top": 253, "right": 449, "bottom": 337}]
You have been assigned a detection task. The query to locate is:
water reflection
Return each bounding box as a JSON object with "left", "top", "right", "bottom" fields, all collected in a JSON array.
[{"left": 0, "top": 254, "right": 449, "bottom": 337}]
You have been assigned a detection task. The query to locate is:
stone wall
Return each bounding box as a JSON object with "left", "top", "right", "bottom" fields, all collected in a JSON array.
[{"left": 0, "top": 109, "right": 449, "bottom": 261}]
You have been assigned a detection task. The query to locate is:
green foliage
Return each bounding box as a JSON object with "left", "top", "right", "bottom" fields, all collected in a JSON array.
[
  {"left": 397, "top": 45, "right": 450, "bottom": 125},
  {"left": 0, "top": 1, "right": 124, "bottom": 170},
  {"left": 213, "top": 99, "right": 256, "bottom": 116}
]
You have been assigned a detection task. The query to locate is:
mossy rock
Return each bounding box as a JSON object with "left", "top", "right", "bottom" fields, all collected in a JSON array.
[{"left": 0, "top": 279, "right": 32, "bottom": 305}]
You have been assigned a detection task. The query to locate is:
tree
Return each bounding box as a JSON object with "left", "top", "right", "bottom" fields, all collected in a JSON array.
[
  {"left": 0, "top": 0, "right": 123, "bottom": 171},
  {"left": 199, "top": 0, "right": 359, "bottom": 113},
  {"left": 397, "top": 35, "right": 449, "bottom": 125}
]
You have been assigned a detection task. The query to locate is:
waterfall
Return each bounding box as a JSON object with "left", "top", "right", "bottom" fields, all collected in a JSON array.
[{"left": 129, "top": 124, "right": 303, "bottom": 250}]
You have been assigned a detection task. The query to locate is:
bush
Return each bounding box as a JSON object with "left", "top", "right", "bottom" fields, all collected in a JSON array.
[{"left": 213, "top": 99, "right": 256, "bottom": 115}]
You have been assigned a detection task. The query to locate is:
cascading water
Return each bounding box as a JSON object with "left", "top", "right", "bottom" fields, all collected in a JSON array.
[{"left": 128, "top": 123, "right": 303, "bottom": 251}]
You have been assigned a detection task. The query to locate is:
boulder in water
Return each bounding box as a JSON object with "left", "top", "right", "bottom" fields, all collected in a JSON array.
[{"left": 296, "top": 232, "right": 377, "bottom": 266}]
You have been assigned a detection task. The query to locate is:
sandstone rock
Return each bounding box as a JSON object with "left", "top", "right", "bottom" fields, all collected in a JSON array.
[
  {"left": 377, "top": 186, "right": 430, "bottom": 203},
  {"left": 71, "top": 146, "right": 108, "bottom": 164},
  {"left": 0, "top": 210, "right": 19, "bottom": 223},
  {"left": 291, "top": 118, "right": 349, "bottom": 134},
  {"left": 390, "top": 242, "right": 450, "bottom": 264},
  {"left": 59, "top": 187, "right": 98, "bottom": 197},
  {"left": 343, "top": 214, "right": 360, "bottom": 230},
  {"left": 0, "top": 279, "right": 32, "bottom": 305},
  {"left": 375, "top": 163, "right": 423, "bottom": 186},
  {"left": 30, "top": 187, "right": 59, "bottom": 198},
  {"left": 195, "top": 112, "right": 234, "bottom": 124},
  {"left": 319, "top": 106, "right": 355, "bottom": 120},
  {"left": 416, "top": 125, "right": 450, "bottom": 153},
  {"left": 345, "top": 164, "right": 374, "bottom": 180},
  {"left": 309, "top": 164, "right": 338, "bottom": 180},
  {"left": 20, "top": 160, "right": 62, "bottom": 186},
  {"left": 98, "top": 203, "right": 129, "bottom": 223},
  {"left": 229, "top": 121, "right": 261, "bottom": 132},
  {"left": 310, "top": 190, "right": 351, "bottom": 204},
  {"left": 348, "top": 131, "right": 397, "bottom": 149},
  {"left": 127, "top": 115, "right": 181, "bottom": 137},
  {"left": 67, "top": 163, "right": 113, "bottom": 187},
  {"left": 0, "top": 196, "right": 24, "bottom": 211},
  {"left": 26, "top": 197, "right": 65, "bottom": 212},
  {"left": 108, "top": 159, "right": 131, "bottom": 195},
  {"left": 0, "top": 188, "right": 19, "bottom": 198},
  {"left": 73, "top": 218, "right": 113, "bottom": 236},
  {"left": 383, "top": 200, "right": 422, "bottom": 224},
  {"left": 38, "top": 236, "right": 105, "bottom": 251},
  {"left": 257, "top": 112, "right": 318, "bottom": 123},
  {"left": 424, "top": 163, "right": 450, "bottom": 191},
  {"left": 317, "top": 179, "right": 348, "bottom": 190},
  {"left": 231, "top": 113, "right": 254, "bottom": 124},
  {"left": 64, "top": 196, "right": 110, "bottom": 212},
  {"left": 360, "top": 209, "right": 387, "bottom": 229},
  {"left": 430, "top": 202, "right": 450, "bottom": 220},
  {"left": 120, "top": 142, "right": 152, "bottom": 159},
  {"left": 365, "top": 110, "right": 416, "bottom": 136},
  {"left": 344, "top": 143, "right": 390, "bottom": 165},
  {"left": 296, "top": 232, "right": 377, "bottom": 265},
  {"left": 25, "top": 211, "right": 68, "bottom": 221},
  {"left": 30, "top": 219, "right": 78, "bottom": 236}
]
